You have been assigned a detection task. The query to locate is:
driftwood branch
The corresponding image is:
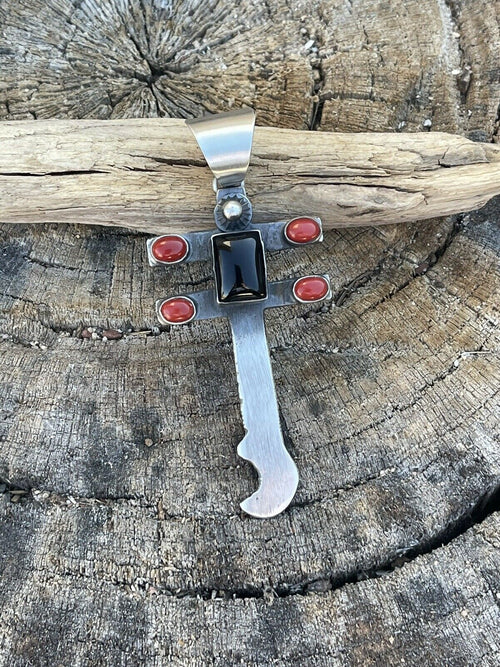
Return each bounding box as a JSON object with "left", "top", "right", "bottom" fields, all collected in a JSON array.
[{"left": 1, "top": 119, "right": 499, "bottom": 234}]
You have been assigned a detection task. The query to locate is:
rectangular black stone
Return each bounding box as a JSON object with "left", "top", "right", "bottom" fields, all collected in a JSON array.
[{"left": 212, "top": 230, "right": 267, "bottom": 303}]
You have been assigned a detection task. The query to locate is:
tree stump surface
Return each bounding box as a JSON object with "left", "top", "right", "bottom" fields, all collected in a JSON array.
[{"left": 0, "top": 1, "right": 499, "bottom": 665}]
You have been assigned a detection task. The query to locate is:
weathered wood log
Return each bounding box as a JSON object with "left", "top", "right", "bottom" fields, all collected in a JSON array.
[
  {"left": 1, "top": 120, "right": 499, "bottom": 233},
  {"left": 1, "top": 0, "right": 499, "bottom": 664}
]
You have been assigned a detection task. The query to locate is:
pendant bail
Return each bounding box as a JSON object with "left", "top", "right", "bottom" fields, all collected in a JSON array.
[{"left": 186, "top": 108, "right": 255, "bottom": 230}]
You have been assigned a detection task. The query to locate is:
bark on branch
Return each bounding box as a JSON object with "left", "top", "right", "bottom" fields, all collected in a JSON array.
[{"left": 1, "top": 119, "right": 499, "bottom": 234}]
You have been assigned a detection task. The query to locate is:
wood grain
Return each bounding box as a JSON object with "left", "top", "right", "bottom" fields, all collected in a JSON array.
[
  {"left": 0, "top": 120, "right": 499, "bottom": 233},
  {"left": 0, "top": 0, "right": 499, "bottom": 665},
  {"left": 1, "top": 500, "right": 498, "bottom": 665}
]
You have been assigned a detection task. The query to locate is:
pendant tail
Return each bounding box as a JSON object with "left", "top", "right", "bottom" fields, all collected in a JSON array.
[{"left": 237, "top": 433, "right": 298, "bottom": 518}]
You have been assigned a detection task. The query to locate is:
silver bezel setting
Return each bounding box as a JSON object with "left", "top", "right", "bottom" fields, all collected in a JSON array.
[
  {"left": 292, "top": 274, "right": 332, "bottom": 304},
  {"left": 283, "top": 216, "right": 323, "bottom": 246},
  {"left": 147, "top": 235, "right": 190, "bottom": 267},
  {"left": 156, "top": 296, "right": 197, "bottom": 326},
  {"left": 211, "top": 229, "right": 268, "bottom": 305}
]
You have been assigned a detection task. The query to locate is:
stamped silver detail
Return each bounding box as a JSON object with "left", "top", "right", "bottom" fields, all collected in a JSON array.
[{"left": 214, "top": 193, "right": 252, "bottom": 231}]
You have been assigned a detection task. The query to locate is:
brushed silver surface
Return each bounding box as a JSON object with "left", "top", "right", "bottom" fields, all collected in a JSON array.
[
  {"left": 155, "top": 275, "right": 331, "bottom": 518},
  {"left": 186, "top": 108, "right": 255, "bottom": 189},
  {"left": 230, "top": 306, "right": 298, "bottom": 518}
]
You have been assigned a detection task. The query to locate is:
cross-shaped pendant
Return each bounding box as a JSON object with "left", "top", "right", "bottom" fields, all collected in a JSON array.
[{"left": 147, "top": 109, "right": 331, "bottom": 518}]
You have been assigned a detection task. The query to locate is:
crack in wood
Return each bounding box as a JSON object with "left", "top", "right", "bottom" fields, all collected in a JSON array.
[
  {"left": 442, "top": 0, "right": 472, "bottom": 105},
  {"left": 0, "top": 169, "right": 107, "bottom": 177},
  {"left": 2, "top": 476, "right": 498, "bottom": 601},
  {"left": 309, "top": 56, "right": 326, "bottom": 130}
]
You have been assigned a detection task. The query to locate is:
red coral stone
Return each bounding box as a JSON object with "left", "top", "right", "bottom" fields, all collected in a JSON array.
[
  {"left": 293, "top": 276, "right": 329, "bottom": 302},
  {"left": 284, "top": 217, "right": 321, "bottom": 244},
  {"left": 160, "top": 297, "right": 196, "bottom": 324},
  {"left": 151, "top": 235, "right": 189, "bottom": 263}
]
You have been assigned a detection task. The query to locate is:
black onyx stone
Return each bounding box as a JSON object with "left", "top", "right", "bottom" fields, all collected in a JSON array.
[{"left": 212, "top": 230, "right": 267, "bottom": 303}]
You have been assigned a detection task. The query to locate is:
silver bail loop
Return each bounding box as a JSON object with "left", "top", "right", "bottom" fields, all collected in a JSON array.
[
  {"left": 186, "top": 108, "right": 255, "bottom": 230},
  {"left": 186, "top": 108, "right": 255, "bottom": 189}
]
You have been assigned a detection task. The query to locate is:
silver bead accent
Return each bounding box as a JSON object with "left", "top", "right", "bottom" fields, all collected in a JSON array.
[{"left": 223, "top": 199, "right": 244, "bottom": 220}]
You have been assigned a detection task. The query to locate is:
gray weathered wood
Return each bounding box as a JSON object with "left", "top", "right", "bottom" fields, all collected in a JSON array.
[
  {"left": 1, "top": 498, "right": 498, "bottom": 665},
  {"left": 0, "top": 120, "right": 499, "bottom": 233},
  {"left": 0, "top": 0, "right": 499, "bottom": 665}
]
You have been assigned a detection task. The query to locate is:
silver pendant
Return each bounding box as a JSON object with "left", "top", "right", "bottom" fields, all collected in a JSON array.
[{"left": 147, "top": 108, "right": 331, "bottom": 518}]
